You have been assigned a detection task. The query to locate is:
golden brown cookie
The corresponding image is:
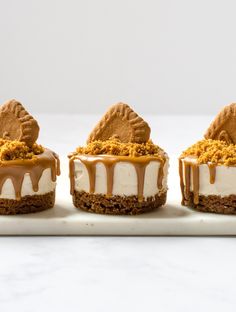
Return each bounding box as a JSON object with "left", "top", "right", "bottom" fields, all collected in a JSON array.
[
  {"left": 87, "top": 103, "right": 151, "bottom": 143},
  {"left": 0, "top": 100, "right": 39, "bottom": 146},
  {"left": 204, "top": 103, "right": 236, "bottom": 144}
]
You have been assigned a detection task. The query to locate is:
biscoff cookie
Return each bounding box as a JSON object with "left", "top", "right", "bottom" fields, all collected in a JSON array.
[
  {"left": 204, "top": 103, "right": 236, "bottom": 144},
  {"left": 87, "top": 102, "right": 151, "bottom": 144},
  {"left": 0, "top": 99, "right": 39, "bottom": 147}
]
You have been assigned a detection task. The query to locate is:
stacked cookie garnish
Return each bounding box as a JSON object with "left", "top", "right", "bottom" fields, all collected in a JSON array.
[
  {"left": 69, "top": 102, "right": 169, "bottom": 215},
  {"left": 0, "top": 99, "right": 60, "bottom": 215},
  {"left": 179, "top": 103, "right": 236, "bottom": 214}
]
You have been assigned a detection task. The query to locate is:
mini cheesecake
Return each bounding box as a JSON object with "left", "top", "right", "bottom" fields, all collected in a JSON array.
[
  {"left": 0, "top": 100, "right": 60, "bottom": 214},
  {"left": 179, "top": 103, "right": 236, "bottom": 214},
  {"left": 69, "top": 103, "right": 168, "bottom": 215}
]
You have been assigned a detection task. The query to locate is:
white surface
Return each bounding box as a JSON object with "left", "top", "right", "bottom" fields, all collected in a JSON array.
[
  {"left": 1, "top": 1, "right": 236, "bottom": 115},
  {"left": 74, "top": 158, "right": 168, "bottom": 197},
  {"left": 183, "top": 157, "right": 236, "bottom": 196},
  {"left": 1, "top": 115, "right": 235, "bottom": 312},
  {"left": 0, "top": 168, "right": 56, "bottom": 200}
]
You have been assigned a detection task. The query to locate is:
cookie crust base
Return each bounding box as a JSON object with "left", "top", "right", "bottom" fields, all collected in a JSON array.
[
  {"left": 0, "top": 191, "right": 55, "bottom": 215},
  {"left": 183, "top": 192, "right": 236, "bottom": 214},
  {"left": 72, "top": 190, "right": 167, "bottom": 215}
]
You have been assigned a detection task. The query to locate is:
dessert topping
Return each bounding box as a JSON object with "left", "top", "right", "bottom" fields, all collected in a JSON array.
[
  {"left": 205, "top": 103, "right": 236, "bottom": 144},
  {"left": 72, "top": 138, "right": 165, "bottom": 159},
  {"left": 87, "top": 103, "right": 150, "bottom": 144},
  {"left": 0, "top": 139, "right": 44, "bottom": 161},
  {"left": 180, "top": 139, "right": 236, "bottom": 166},
  {"left": 0, "top": 99, "right": 39, "bottom": 147}
]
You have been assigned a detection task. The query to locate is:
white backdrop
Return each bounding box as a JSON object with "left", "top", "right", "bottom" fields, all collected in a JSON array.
[{"left": 0, "top": 0, "right": 236, "bottom": 114}]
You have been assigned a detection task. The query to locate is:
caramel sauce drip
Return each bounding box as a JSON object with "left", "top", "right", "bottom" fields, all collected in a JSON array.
[
  {"left": 157, "top": 159, "right": 166, "bottom": 190},
  {"left": 208, "top": 163, "right": 216, "bottom": 184},
  {"left": 192, "top": 164, "right": 199, "bottom": 204},
  {"left": 133, "top": 162, "right": 147, "bottom": 201},
  {"left": 104, "top": 161, "right": 116, "bottom": 197},
  {"left": 0, "top": 149, "right": 60, "bottom": 201},
  {"left": 53, "top": 152, "right": 61, "bottom": 176},
  {"left": 69, "top": 157, "right": 75, "bottom": 195},
  {"left": 179, "top": 159, "right": 185, "bottom": 205},
  {"left": 184, "top": 162, "right": 191, "bottom": 200},
  {"left": 69, "top": 154, "right": 166, "bottom": 201}
]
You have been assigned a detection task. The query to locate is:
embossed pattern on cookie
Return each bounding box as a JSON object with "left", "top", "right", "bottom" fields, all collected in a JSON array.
[
  {"left": 0, "top": 99, "right": 39, "bottom": 146},
  {"left": 204, "top": 103, "right": 236, "bottom": 144},
  {"left": 87, "top": 102, "right": 151, "bottom": 143}
]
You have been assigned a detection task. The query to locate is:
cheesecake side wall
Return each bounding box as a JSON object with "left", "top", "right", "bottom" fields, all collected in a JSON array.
[
  {"left": 73, "top": 159, "right": 169, "bottom": 198},
  {"left": 181, "top": 158, "right": 236, "bottom": 196},
  {"left": 0, "top": 168, "right": 56, "bottom": 200}
]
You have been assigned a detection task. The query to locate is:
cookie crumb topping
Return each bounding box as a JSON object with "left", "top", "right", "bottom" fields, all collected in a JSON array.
[
  {"left": 181, "top": 139, "right": 236, "bottom": 166},
  {"left": 0, "top": 139, "right": 44, "bottom": 161},
  {"left": 72, "top": 139, "right": 166, "bottom": 159}
]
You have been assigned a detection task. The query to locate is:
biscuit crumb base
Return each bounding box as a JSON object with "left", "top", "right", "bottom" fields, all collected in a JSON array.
[
  {"left": 183, "top": 192, "right": 236, "bottom": 214},
  {"left": 0, "top": 191, "right": 55, "bottom": 215},
  {"left": 0, "top": 139, "right": 44, "bottom": 161},
  {"left": 73, "top": 139, "right": 165, "bottom": 159},
  {"left": 72, "top": 190, "right": 167, "bottom": 215},
  {"left": 181, "top": 139, "right": 236, "bottom": 166}
]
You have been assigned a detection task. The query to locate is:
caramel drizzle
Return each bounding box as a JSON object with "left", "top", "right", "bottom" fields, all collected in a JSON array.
[
  {"left": 104, "top": 161, "right": 116, "bottom": 197},
  {"left": 179, "top": 158, "right": 216, "bottom": 205},
  {"left": 184, "top": 162, "right": 191, "bottom": 200},
  {"left": 0, "top": 149, "right": 60, "bottom": 200},
  {"left": 179, "top": 159, "right": 185, "bottom": 205},
  {"left": 157, "top": 158, "right": 166, "bottom": 190},
  {"left": 192, "top": 164, "right": 199, "bottom": 205},
  {"left": 53, "top": 152, "right": 61, "bottom": 176},
  {"left": 133, "top": 162, "right": 147, "bottom": 201},
  {"left": 69, "top": 154, "right": 166, "bottom": 201},
  {"left": 69, "top": 157, "right": 75, "bottom": 195},
  {"left": 208, "top": 163, "right": 216, "bottom": 184}
]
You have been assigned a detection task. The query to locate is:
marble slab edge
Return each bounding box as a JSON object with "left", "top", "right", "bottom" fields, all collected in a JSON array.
[{"left": 0, "top": 202, "right": 235, "bottom": 236}]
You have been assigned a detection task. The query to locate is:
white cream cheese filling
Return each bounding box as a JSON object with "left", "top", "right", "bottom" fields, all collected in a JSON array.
[
  {"left": 182, "top": 157, "right": 236, "bottom": 196},
  {"left": 0, "top": 168, "right": 56, "bottom": 200},
  {"left": 73, "top": 159, "right": 168, "bottom": 198}
]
